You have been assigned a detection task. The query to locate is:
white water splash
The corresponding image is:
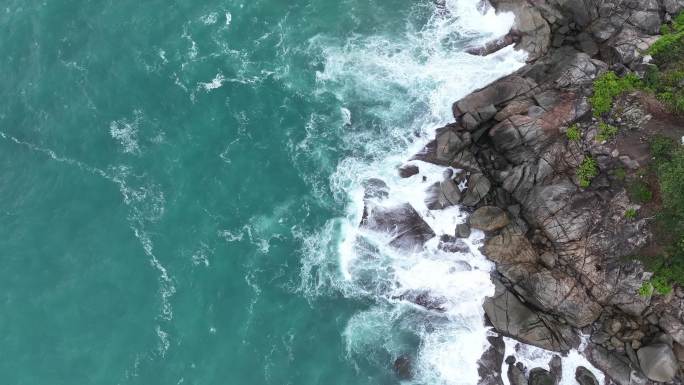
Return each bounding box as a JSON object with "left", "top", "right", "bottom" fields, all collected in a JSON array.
[{"left": 293, "top": 0, "right": 558, "bottom": 384}]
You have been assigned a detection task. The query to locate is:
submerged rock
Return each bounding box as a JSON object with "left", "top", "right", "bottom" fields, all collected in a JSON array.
[{"left": 393, "top": 355, "right": 412, "bottom": 380}]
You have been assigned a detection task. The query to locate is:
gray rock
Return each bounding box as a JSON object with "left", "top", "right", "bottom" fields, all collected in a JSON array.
[
  {"left": 470, "top": 206, "right": 510, "bottom": 232},
  {"left": 484, "top": 279, "right": 578, "bottom": 352},
  {"left": 361, "top": 203, "right": 435, "bottom": 249},
  {"left": 461, "top": 173, "right": 492, "bottom": 207},
  {"left": 478, "top": 335, "right": 506, "bottom": 385},
  {"left": 529, "top": 368, "right": 555, "bottom": 385},
  {"left": 508, "top": 361, "right": 528, "bottom": 385},
  {"left": 637, "top": 343, "right": 678, "bottom": 382},
  {"left": 362, "top": 178, "right": 389, "bottom": 200},
  {"left": 659, "top": 312, "right": 684, "bottom": 346},
  {"left": 456, "top": 223, "right": 471, "bottom": 238},
  {"left": 587, "top": 344, "right": 647, "bottom": 385},
  {"left": 453, "top": 76, "right": 536, "bottom": 118},
  {"left": 575, "top": 366, "right": 598, "bottom": 385},
  {"left": 398, "top": 164, "right": 419, "bottom": 178}
]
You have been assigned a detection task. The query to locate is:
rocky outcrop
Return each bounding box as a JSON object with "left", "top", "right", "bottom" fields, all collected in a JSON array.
[
  {"left": 484, "top": 279, "right": 579, "bottom": 352},
  {"left": 411, "top": 0, "right": 684, "bottom": 382}
]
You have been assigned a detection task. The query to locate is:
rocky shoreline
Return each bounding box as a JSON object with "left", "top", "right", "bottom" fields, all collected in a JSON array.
[{"left": 398, "top": 0, "right": 684, "bottom": 384}]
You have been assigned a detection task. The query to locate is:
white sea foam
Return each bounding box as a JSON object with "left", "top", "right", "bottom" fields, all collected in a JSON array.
[
  {"left": 295, "top": 0, "right": 595, "bottom": 383},
  {"left": 502, "top": 336, "right": 606, "bottom": 385},
  {"left": 109, "top": 111, "right": 143, "bottom": 154}
]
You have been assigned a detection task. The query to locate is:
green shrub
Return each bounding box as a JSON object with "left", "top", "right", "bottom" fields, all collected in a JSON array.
[
  {"left": 577, "top": 156, "right": 599, "bottom": 188},
  {"left": 651, "top": 275, "right": 673, "bottom": 295},
  {"left": 625, "top": 208, "right": 638, "bottom": 219},
  {"left": 638, "top": 281, "right": 654, "bottom": 297},
  {"left": 566, "top": 124, "right": 581, "bottom": 141},
  {"left": 596, "top": 122, "right": 618, "bottom": 142},
  {"left": 628, "top": 181, "right": 653, "bottom": 203},
  {"left": 650, "top": 135, "right": 677, "bottom": 164},
  {"left": 590, "top": 72, "right": 640, "bottom": 116},
  {"left": 613, "top": 167, "right": 627, "bottom": 181},
  {"left": 659, "top": 149, "right": 684, "bottom": 214}
]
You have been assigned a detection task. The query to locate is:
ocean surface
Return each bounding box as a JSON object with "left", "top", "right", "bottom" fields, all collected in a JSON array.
[{"left": 0, "top": 1, "right": 556, "bottom": 384}]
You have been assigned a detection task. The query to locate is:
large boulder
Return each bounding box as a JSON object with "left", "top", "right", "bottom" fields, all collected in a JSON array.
[
  {"left": 361, "top": 203, "right": 435, "bottom": 249},
  {"left": 469, "top": 206, "right": 510, "bottom": 232},
  {"left": 637, "top": 343, "right": 679, "bottom": 382},
  {"left": 484, "top": 279, "right": 578, "bottom": 352}
]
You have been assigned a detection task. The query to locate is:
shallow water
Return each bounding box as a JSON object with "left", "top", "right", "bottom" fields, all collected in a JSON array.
[{"left": 0, "top": 1, "right": 532, "bottom": 384}]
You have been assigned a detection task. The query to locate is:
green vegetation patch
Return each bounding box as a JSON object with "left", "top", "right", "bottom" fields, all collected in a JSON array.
[
  {"left": 625, "top": 208, "right": 638, "bottom": 219},
  {"left": 637, "top": 142, "right": 684, "bottom": 294},
  {"left": 643, "top": 13, "right": 684, "bottom": 113},
  {"left": 628, "top": 180, "right": 653, "bottom": 204},
  {"left": 590, "top": 72, "right": 640, "bottom": 116},
  {"left": 566, "top": 124, "right": 581, "bottom": 141},
  {"left": 577, "top": 156, "right": 599, "bottom": 188},
  {"left": 596, "top": 122, "right": 618, "bottom": 142}
]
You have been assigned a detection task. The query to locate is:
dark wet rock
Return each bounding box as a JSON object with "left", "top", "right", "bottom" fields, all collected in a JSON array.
[
  {"left": 455, "top": 223, "right": 471, "bottom": 238},
  {"left": 575, "top": 366, "right": 599, "bottom": 385},
  {"left": 395, "top": 290, "right": 447, "bottom": 312},
  {"left": 469, "top": 206, "right": 510, "bottom": 232},
  {"left": 505, "top": 355, "right": 516, "bottom": 365},
  {"left": 467, "top": 30, "right": 521, "bottom": 57},
  {"left": 361, "top": 203, "right": 435, "bottom": 249},
  {"left": 529, "top": 368, "right": 555, "bottom": 385},
  {"left": 393, "top": 355, "right": 412, "bottom": 380},
  {"left": 508, "top": 361, "right": 528, "bottom": 385},
  {"left": 425, "top": 178, "right": 462, "bottom": 210},
  {"left": 478, "top": 335, "right": 506, "bottom": 385},
  {"left": 438, "top": 235, "right": 470, "bottom": 253},
  {"left": 637, "top": 343, "right": 678, "bottom": 382},
  {"left": 484, "top": 278, "right": 578, "bottom": 352},
  {"left": 548, "top": 356, "right": 562, "bottom": 385},
  {"left": 362, "top": 178, "right": 389, "bottom": 200},
  {"left": 398, "top": 164, "right": 419, "bottom": 178}
]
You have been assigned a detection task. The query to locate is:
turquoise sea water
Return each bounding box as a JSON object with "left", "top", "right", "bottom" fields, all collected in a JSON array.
[{"left": 0, "top": 1, "right": 524, "bottom": 384}]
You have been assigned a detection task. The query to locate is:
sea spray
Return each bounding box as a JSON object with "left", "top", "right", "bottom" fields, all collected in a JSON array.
[{"left": 298, "top": 0, "right": 528, "bottom": 383}]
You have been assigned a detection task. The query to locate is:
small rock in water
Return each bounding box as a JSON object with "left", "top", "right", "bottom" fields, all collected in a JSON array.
[
  {"left": 455, "top": 223, "right": 471, "bottom": 238},
  {"left": 575, "top": 366, "right": 599, "bottom": 385},
  {"left": 529, "top": 368, "right": 555, "bottom": 385},
  {"left": 393, "top": 355, "right": 412, "bottom": 380},
  {"left": 398, "top": 164, "right": 419, "bottom": 178},
  {"left": 505, "top": 355, "right": 516, "bottom": 365}
]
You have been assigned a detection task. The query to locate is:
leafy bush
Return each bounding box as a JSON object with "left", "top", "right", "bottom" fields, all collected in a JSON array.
[
  {"left": 638, "top": 281, "right": 654, "bottom": 296},
  {"left": 596, "top": 122, "right": 618, "bottom": 142},
  {"left": 577, "top": 156, "right": 599, "bottom": 188},
  {"left": 650, "top": 135, "right": 677, "bottom": 164},
  {"left": 566, "top": 124, "right": 581, "bottom": 141},
  {"left": 590, "top": 72, "right": 640, "bottom": 116},
  {"left": 625, "top": 208, "right": 638, "bottom": 219},
  {"left": 628, "top": 180, "right": 653, "bottom": 203},
  {"left": 613, "top": 167, "right": 627, "bottom": 181}
]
